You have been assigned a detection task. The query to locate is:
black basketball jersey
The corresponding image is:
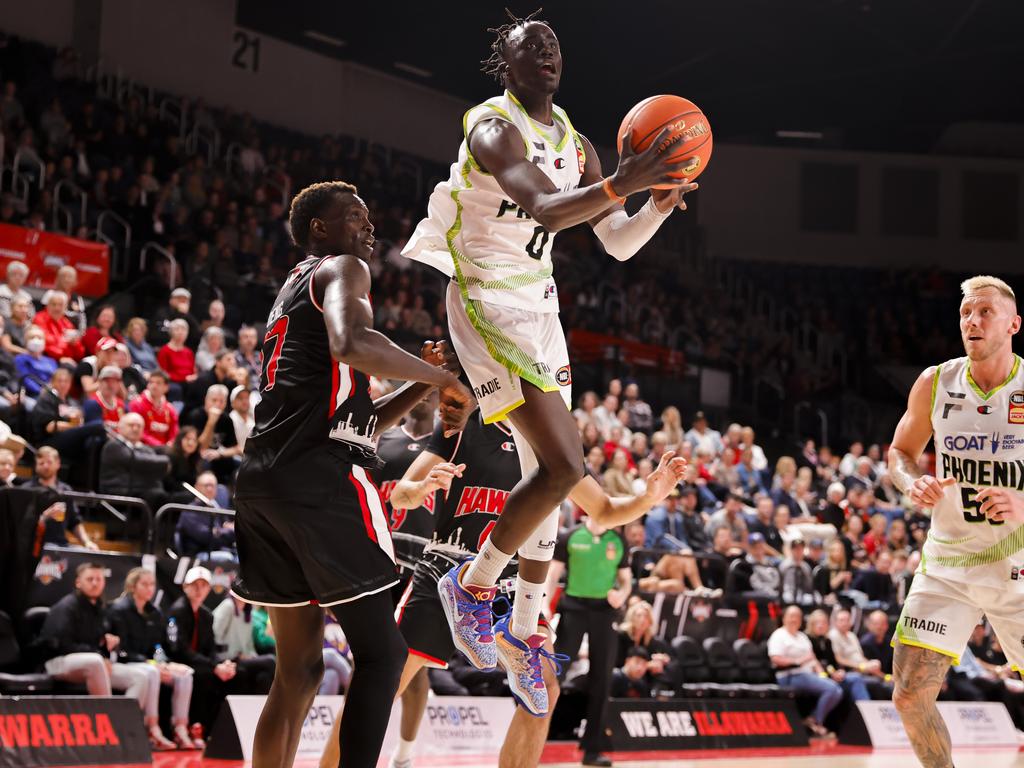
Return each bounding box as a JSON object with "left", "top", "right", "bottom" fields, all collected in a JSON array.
[
  {"left": 376, "top": 422, "right": 437, "bottom": 537},
  {"left": 236, "top": 255, "right": 378, "bottom": 502},
  {"left": 418, "top": 411, "right": 522, "bottom": 582}
]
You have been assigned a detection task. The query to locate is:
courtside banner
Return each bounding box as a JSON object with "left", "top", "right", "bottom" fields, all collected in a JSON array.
[
  {"left": 0, "top": 224, "right": 110, "bottom": 297},
  {"left": 608, "top": 698, "right": 807, "bottom": 750},
  {"left": 0, "top": 696, "right": 150, "bottom": 767},
  {"left": 207, "top": 695, "right": 515, "bottom": 762},
  {"left": 853, "top": 701, "right": 1017, "bottom": 748}
]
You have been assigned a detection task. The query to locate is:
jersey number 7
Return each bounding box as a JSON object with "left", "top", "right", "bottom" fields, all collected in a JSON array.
[{"left": 262, "top": 315, "right": 290, "bottom": 390}]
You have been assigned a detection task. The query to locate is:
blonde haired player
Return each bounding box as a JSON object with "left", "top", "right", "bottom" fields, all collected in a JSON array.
[
  {"left": 888, "top": 275, "right": 1024, "bottom": 768},
  {"left": 402, "top": 9, "right": 697, "bottom": 716}
]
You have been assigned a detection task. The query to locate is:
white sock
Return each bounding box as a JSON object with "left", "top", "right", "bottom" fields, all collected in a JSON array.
[
  {"left": 463, "top": 538, "right": 513, "bottom": 588},
  {"left": 392, "top": 736, "right": 415, "bottom": 763},
  {"left": 511, "top": 576, "right": 545, "bottom": 640}
]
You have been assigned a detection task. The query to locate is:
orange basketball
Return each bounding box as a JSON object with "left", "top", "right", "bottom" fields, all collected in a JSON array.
[{"left": 617, "top": 95, "right": 713, "bottom": 188}]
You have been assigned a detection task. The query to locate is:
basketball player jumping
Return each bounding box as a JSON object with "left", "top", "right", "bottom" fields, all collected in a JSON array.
[
  {"left": 889, "top": 275, "right": 1024, "bottom": 768},
  {"left": 403, "top": 9, "right": 697, "bottom": 714},
  {"left": 231, "top": 181, "right": 473, "bottom": 768},
  {"left": 318, "top": 405, "right": 686, "bottom": 768}
]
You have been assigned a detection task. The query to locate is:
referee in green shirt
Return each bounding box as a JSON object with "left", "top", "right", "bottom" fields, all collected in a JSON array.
[{"left": 547, "top": 515, "right": 631, "bottom": 767}]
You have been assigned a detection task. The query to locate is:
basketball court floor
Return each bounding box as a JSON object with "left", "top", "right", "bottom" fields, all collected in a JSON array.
[{"left": 57, "top": 743, "right": 1024, "bottom": 768}]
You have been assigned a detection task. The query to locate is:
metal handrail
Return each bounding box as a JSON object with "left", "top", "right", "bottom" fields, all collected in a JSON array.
[
  {"left": 54, "top": 179, "right": 88, "bottom": 231},
  {"left": 159, "top": 96, "right": 186, "bottom": 140},
  {"left": 60, "top": 490, "right": 153, "bottom": 550},
  {"left": 186, "top": 122, "right": 220, "bottom": 165},
  {"left": 262, "top": 172, "right": 289, "bottom": 210},
  {"left": 140, "top": 241, "right": 178, "bottom": 287},
  {"left": 150, "top": 503, "right": 235, "bottom": 554},
  {"left": 12, "top": 148, "right": 45, "bottom": 191},
  {"left": 223, "top": 141, "right": 243, "bottom": 176},
  {"left": 1, "top": 165, "right": 30, "bottom": 206},
  {"left": 96, "top": 209, "right": 132, "bottom": 280},
  {"left": 51, "top": 204, "right": 72, "bottom": 234},
  {"left": 793, "top": 401, "right": 829, "bottom": 447}
]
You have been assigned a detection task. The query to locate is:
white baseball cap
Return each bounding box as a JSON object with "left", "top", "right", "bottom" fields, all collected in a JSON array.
[{"left": 183, "top": 565, "right": 212, "bottom": 585}]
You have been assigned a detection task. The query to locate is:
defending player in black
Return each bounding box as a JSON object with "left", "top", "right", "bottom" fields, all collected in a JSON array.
[
  {"left": 320, "top": 407, "right": 686, "bottom": 768},
  {"left": 230, "top": 180, "right": 472, "bottom": 768}
]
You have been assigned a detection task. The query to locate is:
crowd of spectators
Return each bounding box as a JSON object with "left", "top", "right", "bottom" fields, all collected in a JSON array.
[{"left": 2, "top": 30, "right": 1020, "bottom": 748}]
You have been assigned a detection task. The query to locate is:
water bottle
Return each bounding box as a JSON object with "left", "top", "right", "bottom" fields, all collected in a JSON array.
[
  {"left": 167, "top": 618, "right": 178, "bottom": 645},
  {"left": 153, "top": 644, "right": 168, "bottom": 664}
]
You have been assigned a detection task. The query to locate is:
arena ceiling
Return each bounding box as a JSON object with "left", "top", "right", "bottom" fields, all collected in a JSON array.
[{"left": 236, "top": 0, "right": 1024, "bottom": 155}]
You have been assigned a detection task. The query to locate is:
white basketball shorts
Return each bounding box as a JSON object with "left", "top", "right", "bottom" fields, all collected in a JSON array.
[
  {"left": 893, "top": 571, "right": 1024, "bottom": 672},
  {"left": 446, "top": 281, "right": 572, "bottom": 424}
]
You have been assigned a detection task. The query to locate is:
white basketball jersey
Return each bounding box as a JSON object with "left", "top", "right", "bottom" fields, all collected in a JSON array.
[
  {"left": 402, "top": 90, "right": 585, "bottom": 313},
  {"left": 926, "top": 354, "right": 1024, "bottom": 587}
]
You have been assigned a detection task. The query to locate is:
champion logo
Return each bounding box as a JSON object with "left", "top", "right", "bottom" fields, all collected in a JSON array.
[
  {"left": 500, "top": 441, "right": 515, "bottom": 452},
  {"left": 979, "top": 405, "right": 993, "bottom": 414},
  {"left": 554, "top": 158, "right": 565, "bottom": 169}
]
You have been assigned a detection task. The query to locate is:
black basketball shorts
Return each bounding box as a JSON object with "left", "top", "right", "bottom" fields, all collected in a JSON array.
[{"left": 232, "top": 464, "right": 399, "bottom": 607}]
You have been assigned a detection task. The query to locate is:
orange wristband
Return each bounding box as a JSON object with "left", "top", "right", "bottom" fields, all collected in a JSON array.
[{"left": 602, "top": 178, "right": 625, "bottom": 204}]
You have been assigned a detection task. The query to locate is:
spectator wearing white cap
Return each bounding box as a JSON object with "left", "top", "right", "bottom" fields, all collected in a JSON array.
[
  {"left": 0, "top": 261, "right": 31, "bottom": 320},
  {"left": 166, "top": 566, "right": 267, "bottom": 733},
  {"left": 150, "top": 288, "right": 201, "bottom": 348},
  {"left": 75, "top": 335, "right": 121, "bottom": 395},
  {"left": 84, "top": 365, "right": 126, "bottom": 426},
  {"left": 99, "top": 412, "right": 171, "bottom": 510}
]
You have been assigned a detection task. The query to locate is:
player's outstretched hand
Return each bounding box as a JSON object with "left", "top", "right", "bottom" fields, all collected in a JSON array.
[
  {"left": 908, "top": 474, "right": 956, "bottom": 507},
  {"left": 976, "top": 487, "right": 1023, "bottom": 524},
  {"left": 420, "top": 339, "right": 461, "bottom": 376},
  {"left": 643, "top": 450, "right": 688, "bottom": 503},
  {"left": 424, "top": 462, "right": 466, "bottom": 493},
  {"left": 439, "top": 376, "right": 474, "bottom": 437},
  {"left": 651, "top": 178, "right": 699, "bottom": 213},
  {"left": 611, "top": 126, "right": 702, "bottom": 197}
]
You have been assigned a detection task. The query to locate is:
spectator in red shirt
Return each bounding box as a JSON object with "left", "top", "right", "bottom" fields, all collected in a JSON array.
[
  {"left": 86, "top": 365, "right": 126, "bottom": 427},
  {"left": 82, "top": 305, "right": 123, "bottom": 356},
  {"left": 157, "top": 319, "right": 196, "bottom": 400},
  {"left": 862, "top": 513, "right": 888, "bottom": 557},
  {"left": 130, "top": 370, "right": 179, "bottom": 449},
  {"left": 33, "top": 290, "right": 85, "bottom": 363}
]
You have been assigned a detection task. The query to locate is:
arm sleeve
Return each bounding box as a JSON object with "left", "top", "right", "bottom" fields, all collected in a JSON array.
[
  {"left": 425, "top": 419, "right": 459, "bottom": 461},
  {"left": 591, "top": 199, "right": 672, "bottom": 262},
  {"left": 553, "top": 528, "right": 571, "bottom": 564},
  {"left": 616, "top": 532, "right": 629, "bottom": 569}
]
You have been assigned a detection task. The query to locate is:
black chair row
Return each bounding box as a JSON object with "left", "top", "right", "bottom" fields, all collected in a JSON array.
[
  {"left": 668, "top": 636, "right": 794, "bottom": 700},
  {"left": 0, "top": 607, "right": 56, "bottom": 694}
]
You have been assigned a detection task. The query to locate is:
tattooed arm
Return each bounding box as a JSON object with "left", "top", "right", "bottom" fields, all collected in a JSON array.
[
  {"left": 892, "top": 643, "right": 954, "bottom": 768},
  {"left": 889, "top": 366, "right": 956, "bottom": 506}
]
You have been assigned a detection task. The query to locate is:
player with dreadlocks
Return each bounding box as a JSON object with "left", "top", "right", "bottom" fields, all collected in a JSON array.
[{"left": 403, "top": 8, "right": 698, "bottom": 717}]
